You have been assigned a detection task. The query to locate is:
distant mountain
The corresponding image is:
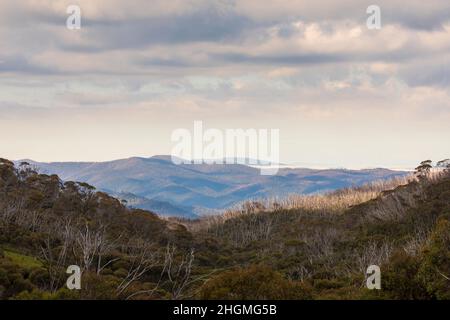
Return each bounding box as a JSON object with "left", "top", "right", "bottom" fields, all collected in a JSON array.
[
  {"left": 112, "top": 191, "right": 197, "bottom": 219},
  {"left": 17, "top": 156, "right": 407, "bottom": 217}
]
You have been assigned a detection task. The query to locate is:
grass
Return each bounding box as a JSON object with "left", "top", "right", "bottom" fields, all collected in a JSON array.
[{"left": 3, "top": 250, "right": 43, "bottom": 269}]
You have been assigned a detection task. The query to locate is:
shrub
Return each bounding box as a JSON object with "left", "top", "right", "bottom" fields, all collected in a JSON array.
[
  {"left": 199, "top": 265, "right": 312, "bottom": 300},
  {"left": 418, "top": 219, "right": 450, "bottom": 299},
  {"left": 382, "top": 251, "right": 430, "bottom": 299}
]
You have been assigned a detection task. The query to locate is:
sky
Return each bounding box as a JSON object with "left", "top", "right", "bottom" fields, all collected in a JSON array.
[{"left": 0, "top": 0, "right": 449, "bottom": 169}]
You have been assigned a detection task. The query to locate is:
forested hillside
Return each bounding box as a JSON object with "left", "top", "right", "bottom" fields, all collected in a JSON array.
[
  {"left": 19, "top": 156, "right": 406, "bottom": 218},
  {"left": 0, "top": 158, "right": 449, "bottom": 300}
]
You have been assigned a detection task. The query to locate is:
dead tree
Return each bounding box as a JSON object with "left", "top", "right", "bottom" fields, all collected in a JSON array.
[
  {"left": 75, "top": 224, "right": 102, "bottom": 272},
  {"left": 96, "top": 230, "right": 121, "bottom": 275},
  {"left": 116, "top": 240, "right": 159, "bottom": 297},
  {"left": 40, "top": 219, "right": 74, "bottom": 292},
  {"left": 162, "top": 244, "right": 196, "bottom": 300}
]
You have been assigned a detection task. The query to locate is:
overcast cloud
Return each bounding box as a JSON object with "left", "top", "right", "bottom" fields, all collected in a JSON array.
[{"left": 0, "top": 0, "right": 449, "bottom": 168}]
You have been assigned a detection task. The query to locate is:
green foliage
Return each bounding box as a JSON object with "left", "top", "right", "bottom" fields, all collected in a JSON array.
[
  {"left": 382, "top": 252, "right": 430, "bottom": 299},
  {"left": 3, "top": 250, "right": 42, "bottom": 269},
  {"left": 13, "top": 289, "right": 54, "bottom": 300},
  {"left": 418, "top": 219, "right": 450, "bottom": 299},
  {"left": 1, "top": 157, "right": 450, "bottom": 300},
  {"left": 199, "top": 265, "right": 312, "bottom": 300}
]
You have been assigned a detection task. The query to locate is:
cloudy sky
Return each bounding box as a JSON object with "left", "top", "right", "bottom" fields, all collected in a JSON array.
[{"left": 0, "top": 0, "right": 449, "bottom": 168}]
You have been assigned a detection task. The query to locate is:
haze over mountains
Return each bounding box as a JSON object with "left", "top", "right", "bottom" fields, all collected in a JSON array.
[{"left": 19, "top": 156, "right": 407, "bottom": 218}]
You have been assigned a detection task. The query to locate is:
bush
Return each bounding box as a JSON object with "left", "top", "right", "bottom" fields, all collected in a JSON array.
[
  {"left": 382, "top": 251, "right": 430, "bottom": 299},
  {"left": 13, "top": 289, "right": 53, "bottom": 300},
  {"left": 199, "top": 265, "right": 312, "bottom": 300},
  {"left": 418, "top": 219, "right": 450, "bottom": 299}
]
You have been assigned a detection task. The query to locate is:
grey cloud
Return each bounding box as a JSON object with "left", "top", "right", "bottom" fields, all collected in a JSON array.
[
  {"left": 0, "top": 55, "right": 57, "bottom": 75},
  {"left": 54, "top": 2, "right": 449, "bottom": 54},
  {"left": 132, "top": 51, "right": 351, "bottom": 71},
  {"left": 135, "top": 57, "right": 192, "bottom": 68},
  {"left": 382, "top": 6, "right": 450, "bottom": 31},
  {"left": 211, "top": 52, "right": 349, "bottom": 65},
  {"left": 400, "top": 61, "right": 450, "bottom": 88},
  {"left": 0, "top": 1, "right": 449, "bottom": 90},
  {"left": 62, "top": 8, "right": 253, "bottom": 52}
]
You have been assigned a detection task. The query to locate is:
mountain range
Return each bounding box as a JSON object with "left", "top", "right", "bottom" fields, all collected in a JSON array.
[{"left": 17, "top": 156, "right": 407, "bottom": 218}]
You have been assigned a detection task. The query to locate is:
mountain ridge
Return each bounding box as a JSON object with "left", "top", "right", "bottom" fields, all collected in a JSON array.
[{"left": 15, "top": 156, "right": 407, "bottom": 218}]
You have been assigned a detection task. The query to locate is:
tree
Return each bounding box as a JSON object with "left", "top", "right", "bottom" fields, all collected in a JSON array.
[
  {"left": 18, "top": 162, "right": 37, "bottom": 182},
  {"left": 437, "top": 159, "right": 450, "bottom": 177},
  {"left": 161, "top": 244, "right": 196, "bottom": 300},
  {"left": 40, "top": 219, "right": 74, "bottom": 293},
  {"left": 74, "top": 223, "right": 115, "bottom": 273},
  {"left": 116, "top": 240, "right": 160, "bottom": 298},
  {"left": 415, "top": 160, "right": 433, "bottom": 179},
  {"left": 436, "top": 159, "right": 450, "bottom": 169}
]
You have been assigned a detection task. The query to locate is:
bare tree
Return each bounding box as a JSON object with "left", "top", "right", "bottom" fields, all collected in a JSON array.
[
  {"left": 73, "top": 221, "right": 120, "bottom": 275},
  {"left": 96, "top": 230, "right": 121, "bottom": 275},
  {"left": 125, "top": 244, "right": 215, "bottom": 300},
  {"left": 0, "top": 198, "right": 25, "bottom": 224},
  {"left": 213, "top": 212, "right": 276, "bottom": 248},
  {"left": 75, "top": 224, "right": 102, "bottom": 272},
  {"left": 437, "top": 269, "right": 450, "bottom": 281},
  {"left": 403, "top": 227, "right": 432, "bottom": 256},
  {"left": 353, "top": 241, "right": 393, "bottom": 287},
  {"left": 40, "top": 219, "right": 74, "bottom": 292},
  {"left": 116, "top": 240, "right": 159, "bottom": 297},
  {"left": 161, "top": 244, "right": 196, "bottom": 299}
]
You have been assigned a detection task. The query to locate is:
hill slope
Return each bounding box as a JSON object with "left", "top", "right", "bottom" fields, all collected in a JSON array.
[
  {"left": 19, "top": 156, "right": 407, "bottom": 217},
  {"left": 1, "top": 157, "right": 449, "bottom": 300}
]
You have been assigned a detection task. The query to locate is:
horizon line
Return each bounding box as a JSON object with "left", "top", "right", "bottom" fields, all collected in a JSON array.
[{"left": 10, "top": 154, "right": 415, "bottom": 172}]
